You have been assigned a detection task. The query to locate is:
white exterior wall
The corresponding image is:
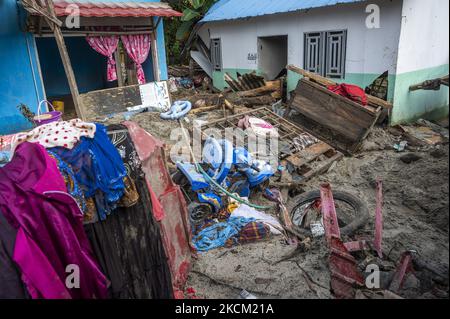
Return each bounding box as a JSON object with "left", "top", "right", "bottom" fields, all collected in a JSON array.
[
  {"left": 390, "top": 0, "right": 449, "bottom": 124},
  {"left": 200, "top": 0, "right": 403, "bottom": 77},
  {"left": 396, "top": 0, "right": 449, "bottom": 73}
]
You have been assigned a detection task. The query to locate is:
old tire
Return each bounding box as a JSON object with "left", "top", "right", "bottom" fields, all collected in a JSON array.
[
  {"left": 188, "top": 202, "right": 213, "bottom": 226},
  {"left": 287, "top": 190, "right": 370, "bottom": 237}
]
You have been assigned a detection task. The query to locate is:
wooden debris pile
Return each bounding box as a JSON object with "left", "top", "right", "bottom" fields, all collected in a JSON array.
[
  {"left": 285, "top": 65, "right": 390, "bottom": 155},
  {"left": 224, "top": 72, "right": 283, "bottom": 100}
]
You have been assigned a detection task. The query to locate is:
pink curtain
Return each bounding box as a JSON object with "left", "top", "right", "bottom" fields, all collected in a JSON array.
[
  {"left": 121, "top": 34, "right": 151, "bottom": 84},
  {"left": 86, "top": 35, "right": 119, "bottom": 82}
]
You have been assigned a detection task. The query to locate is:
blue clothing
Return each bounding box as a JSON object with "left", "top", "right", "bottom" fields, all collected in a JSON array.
[
  {"left": 193, "top": 216, "right": 255, "bottom": 252},
  {"left": 47, "top": 149, "right": 87, "bottom": 212},
  {"left": 52, "top": 124, "right": 126, "bottom": 220}
]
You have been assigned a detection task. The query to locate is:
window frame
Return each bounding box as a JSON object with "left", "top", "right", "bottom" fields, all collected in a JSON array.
[
  {"left": 210, "top": 38, "right": 223, "bottom": 72},
  {"left": 304, "top": 30, "right": 347, "bottom": 79}
]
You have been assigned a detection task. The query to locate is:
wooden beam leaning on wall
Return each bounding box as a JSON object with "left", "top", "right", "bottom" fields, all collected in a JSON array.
[
  {"left": 22, "top": 0, "right": 85, "bottom": 120},
  {"left": 44, "top": 0, "right": 85, "bottom": 119}
]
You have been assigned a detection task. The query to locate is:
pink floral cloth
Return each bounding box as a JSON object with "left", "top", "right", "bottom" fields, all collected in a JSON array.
[
  {"left": 121, "top": 34, "right": 151, "bottom": 84},
  {"left": 86, "top": 35, "right": 119, "bottom": 82},
  {"left": 12, "top": 119, "right": 96, "bottom": 152}
]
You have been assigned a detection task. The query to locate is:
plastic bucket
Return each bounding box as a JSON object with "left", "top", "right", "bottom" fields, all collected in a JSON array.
[
  {"left": 33, "top": 100, "right": 62, "bottom": 127},
  {"left": 52, "top": 100, "right": 65, "bottom": 113}
]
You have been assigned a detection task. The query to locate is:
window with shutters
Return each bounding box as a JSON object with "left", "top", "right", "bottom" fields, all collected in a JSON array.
[
  {"left": 304, "top": 30, "right": 347, "bottom": 79},
  {"left": 211, "top": 38, "right": 222, "bottom": 71}
]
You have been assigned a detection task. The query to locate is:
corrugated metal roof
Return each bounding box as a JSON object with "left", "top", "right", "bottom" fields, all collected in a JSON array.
[
  {"left": 52, "top": 0, "right": 183, "bottom": 17},
  {"left": 202, "top": 0, "right": 368, "bottom": 22}
]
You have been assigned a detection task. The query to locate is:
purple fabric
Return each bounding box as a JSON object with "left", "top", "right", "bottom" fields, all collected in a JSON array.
[{"left": 0, "top": 142, "right": 108, "bottom": 299}]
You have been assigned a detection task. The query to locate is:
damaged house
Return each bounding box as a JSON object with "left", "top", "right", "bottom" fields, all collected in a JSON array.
[
  {"left": 192, "top": 0, "right": 449, "bottom": 125},
  {"left": 0, "top": 0, "right": 181, "bottom": 135}
]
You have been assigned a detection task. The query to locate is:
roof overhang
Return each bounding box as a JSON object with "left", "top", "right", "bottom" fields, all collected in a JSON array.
[
  {"left": 201, "top": 0, "right": 369, "bottom": 23},
  {"left": 30, "top": 0, "right": 183, "bottom": 18}
]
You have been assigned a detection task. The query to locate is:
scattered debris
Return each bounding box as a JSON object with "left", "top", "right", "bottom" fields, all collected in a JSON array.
[
  {"left": 394, "top": 141, "right": 408, "bottom": 152},
  {"left": 389, "top": 251, "right": 415, "bottom": 293}
]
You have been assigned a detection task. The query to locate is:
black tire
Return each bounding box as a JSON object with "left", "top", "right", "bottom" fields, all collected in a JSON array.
[
  {"left": 172, "top": 170, "right": 188, "bottom": 186},
  {"left": 287, "top": 190, "right": 369, "bottom": 237},
  {"left": 188, "top": 202, "right": 213, "bottom": 226}
]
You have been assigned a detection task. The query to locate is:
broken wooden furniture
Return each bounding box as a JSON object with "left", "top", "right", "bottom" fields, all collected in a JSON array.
[
  {"left": 287, "top": 65, "right": 393, "bottom": 111},
  {"left": 285, "top": 66, "right": 385, "bottom": 155},
  {"left": 198, "top": 107, "right": 343, "bottom": 184}
]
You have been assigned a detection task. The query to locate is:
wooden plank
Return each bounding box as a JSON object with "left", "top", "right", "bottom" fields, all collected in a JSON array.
[
  {"left": 286, "top": 142, "right": 332, "bottom": 167},
  {"left": 302, "top": 152, "right": 344, "bottom": 181},
  {"left": 79, "top": 85, "right": 142, "bottom": 120},
  {"left": 291, "top": 96, "right": 364, "bottom": 140},
  {"left": 290, "top": 112, "right": 356, "bottom": 155},
  {"left": 297, "top": 79, "right": 377, "bottom": 120},
  {"left": 149, "top": 30, "right": 160, "bottom": 81},
  {"left": 238, "top": 80, "right": 281, "bottom": 97}
]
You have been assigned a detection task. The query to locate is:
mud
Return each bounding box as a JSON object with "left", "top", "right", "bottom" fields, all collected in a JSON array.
[
  {"left": 185, "top": 127, "right": 449, "bottom": 299},
  {"left": 109, "top": 95, "right": 449, "bottom": 299}
]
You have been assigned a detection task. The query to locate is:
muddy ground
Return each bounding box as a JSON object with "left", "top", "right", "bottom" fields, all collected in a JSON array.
[
  {"left": 108, "top": 89, "right": 449, "bottom": 299},
  {"left": 185, "top": 128, "right": 449, "bottom": 299}
]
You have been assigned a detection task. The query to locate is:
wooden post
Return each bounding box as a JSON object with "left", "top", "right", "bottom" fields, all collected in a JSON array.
[
  {"left": 149, "top": 22, "right": 160, "bottom": 82},
  {"left": 44, "top": 0, "right": 84, "bottom": 119},
  {"left": 115, "top": 49, "right": 125, "bottom": 87}
]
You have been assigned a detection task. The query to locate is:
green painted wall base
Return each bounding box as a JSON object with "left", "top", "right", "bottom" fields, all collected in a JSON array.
[{"left": 391, "top": 64, "right": 449, "bottom": 125}]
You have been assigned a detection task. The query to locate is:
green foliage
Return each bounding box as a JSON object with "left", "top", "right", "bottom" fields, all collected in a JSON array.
[{"left": 164, "top": 0, "right": 217, "bottom": 65}]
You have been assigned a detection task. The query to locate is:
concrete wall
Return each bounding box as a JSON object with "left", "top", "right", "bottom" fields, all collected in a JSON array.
[
  {"left": 0, "top": 0, "right": 45, "bottom": 135},
  {"left": 200, "top": 0, "right": 403, "bottom": 101},
  {"left": 391, "top": 0, "right": 449, "bottom": 124}
]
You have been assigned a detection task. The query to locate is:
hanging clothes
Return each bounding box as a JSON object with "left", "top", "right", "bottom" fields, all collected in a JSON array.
[
  {"left": 84, "top": 125, "right": 173, "bottom": 299},
  {"left": 0, "top": 142, "right": 108, "bottom": 299},
  {"left": 121, "top": 34, "right": 151, "bottom": 84},
  {"left": 52, "top": 123, "right": 127, "bottom": 220}
]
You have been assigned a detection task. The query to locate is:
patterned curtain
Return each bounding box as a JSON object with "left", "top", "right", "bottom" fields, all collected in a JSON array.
[
  {"left": 86, "top": 34, "right": 119, "bottom": 82},
  {"left": 121, "top": 34, "right": 151, "bottom": 84}
]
